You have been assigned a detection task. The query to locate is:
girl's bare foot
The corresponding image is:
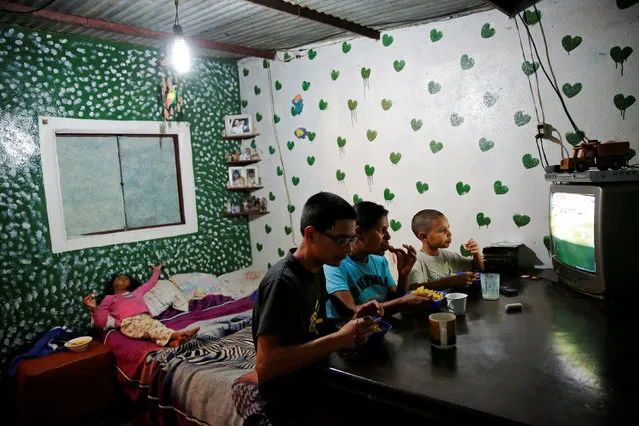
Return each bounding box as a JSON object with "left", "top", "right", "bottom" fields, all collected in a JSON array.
[{"left": 184, "top": 326, "right": 199, "bottom": 339}]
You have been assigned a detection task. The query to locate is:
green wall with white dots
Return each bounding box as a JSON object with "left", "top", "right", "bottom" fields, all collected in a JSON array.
[{"left": 0, "top": 24, "right": 249, "bottom": 372}]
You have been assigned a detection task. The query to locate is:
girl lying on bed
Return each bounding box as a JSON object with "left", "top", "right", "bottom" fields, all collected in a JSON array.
[{"left": 83, "top": 263, "right": 199, "bottom": 347}]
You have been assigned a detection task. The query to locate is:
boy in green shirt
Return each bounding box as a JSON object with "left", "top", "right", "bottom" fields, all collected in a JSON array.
[{"left": 408, "top": 209, "right": 484, "bottom": 290}]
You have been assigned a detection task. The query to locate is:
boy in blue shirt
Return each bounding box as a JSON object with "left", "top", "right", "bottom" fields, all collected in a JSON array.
[{"left": 324, "top": 202, "right": 434, "bottom": 319}]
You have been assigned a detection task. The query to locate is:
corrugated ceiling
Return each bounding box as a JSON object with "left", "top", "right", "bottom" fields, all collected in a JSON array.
[{"left": 0, "top": 0, "right": 492, "bottom": 58}]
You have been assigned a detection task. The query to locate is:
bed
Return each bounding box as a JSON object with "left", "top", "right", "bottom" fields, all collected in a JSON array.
[{"left": 98, "top": 270, "right": 270, "bottom": 426}]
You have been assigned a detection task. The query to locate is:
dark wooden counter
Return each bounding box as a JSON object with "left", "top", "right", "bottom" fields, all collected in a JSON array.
[{"left": 310, "top": 273, "right": 636, "bottom": 426}]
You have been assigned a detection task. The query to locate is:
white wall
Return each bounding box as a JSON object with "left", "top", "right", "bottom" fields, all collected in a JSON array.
[{"left": 238, "top": 0, "right": 638, "bottom": 270}]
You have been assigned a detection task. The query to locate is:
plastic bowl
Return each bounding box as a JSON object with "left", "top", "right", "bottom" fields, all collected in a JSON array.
[
  {"left": 366, "top": 319, "right": 392, "bottom": 344},
  {"left": 336, "top": 319, "right": 392, "bottom": 345},
  {"left": 450, "top": 271, "right": 482, "bottom": 286},
  {"left": 406, "top": 289, "right": 447, "bottom": 311},
  {"left": 64, "top": 336, "right": 92, "bottom": 352}
]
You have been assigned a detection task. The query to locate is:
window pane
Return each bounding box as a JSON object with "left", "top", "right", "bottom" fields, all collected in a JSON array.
[
  {"left": 119, "top": 136, "right": 182, "bottom": 228},
  {"left": 56, "top": 136, "right": 126, "bottom": 236}
]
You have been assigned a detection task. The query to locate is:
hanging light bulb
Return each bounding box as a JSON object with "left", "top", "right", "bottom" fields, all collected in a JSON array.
[{"left": 170, "top": 0, "right": 191, "bottom": 73}]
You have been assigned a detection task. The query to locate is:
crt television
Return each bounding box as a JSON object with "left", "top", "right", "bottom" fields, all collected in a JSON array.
[{"left": 549, "top": 183, "right": 639, "bottom": 298}]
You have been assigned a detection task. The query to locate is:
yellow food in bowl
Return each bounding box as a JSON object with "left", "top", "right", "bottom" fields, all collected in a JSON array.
[
  {"left": 414, "top": 287, "right": 444, "bottom": 301},
  {"left": 66, "top": 337, "right": 91, "bottom": 347}
]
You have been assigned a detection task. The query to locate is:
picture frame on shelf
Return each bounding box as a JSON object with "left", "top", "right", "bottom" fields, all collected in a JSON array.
[
  {"left": 244, "top": 165, "right": 260, "bottom": 187},
  {"left": 228, "top": 166, "right": 246, "bottom": 188},
  {"left": 224, "top": 114, "right": 254, "bottom": 136}
]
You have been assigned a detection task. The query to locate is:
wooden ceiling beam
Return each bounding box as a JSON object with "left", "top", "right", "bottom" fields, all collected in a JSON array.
[
  {"left": 0, "top": 0, "right": 275, "bottom": 59},
  {"left": 244, "top": 0, "right": 380, "bottom": 40}
]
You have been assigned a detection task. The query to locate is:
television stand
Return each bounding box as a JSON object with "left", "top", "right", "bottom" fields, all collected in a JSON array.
[{"left": 545, "top": 169, "right": 639, "bottom": 183}]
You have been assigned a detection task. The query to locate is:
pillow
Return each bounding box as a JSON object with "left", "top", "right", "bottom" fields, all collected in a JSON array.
[
  {"left": 143, "top": 279, "right": 189, "bottom": 317},
  {"left": 168, "top": 272, "right": 220, "bottom": 300},
  {"left": 215, "top": 267, "right": 267, "bottom": 300}
]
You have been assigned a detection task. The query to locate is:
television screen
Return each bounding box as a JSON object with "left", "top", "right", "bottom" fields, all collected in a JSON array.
[{"left": 550, "top": 192, "right": 596, "bottom": 273}]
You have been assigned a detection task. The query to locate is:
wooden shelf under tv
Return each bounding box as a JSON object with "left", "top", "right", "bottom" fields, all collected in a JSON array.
[
  {"left": 225, "top": 186, "right": 263, "bottom": 192},
  {"left": 221, "top": 133, "right": 260, "bottom": 140},
  {"left": 224, "top": 159, "right": 261, "bottom": 166},
  {"left": 224, "top": 211, "right": 269, "bottom": 218}
]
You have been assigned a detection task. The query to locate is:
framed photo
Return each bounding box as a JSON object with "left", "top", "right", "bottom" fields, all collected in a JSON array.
[
  {"left": 228, "top": 166, "right": 246, "bottom": 188},
  {"left": 244, "top": 165, "right": 260, "bottom": 187},
  {"left": 224, "top": 114, "right": 253, "bottom": 136}
]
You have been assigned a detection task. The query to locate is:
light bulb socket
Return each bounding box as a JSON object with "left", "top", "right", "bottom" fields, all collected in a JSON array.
[{"left": 173, "top": 24, "right": 184, "bottom": 37}]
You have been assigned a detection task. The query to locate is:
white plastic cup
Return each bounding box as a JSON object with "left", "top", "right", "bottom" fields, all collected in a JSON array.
[{"left": 446, "top": 293, "right": 468, "bottom": 315}]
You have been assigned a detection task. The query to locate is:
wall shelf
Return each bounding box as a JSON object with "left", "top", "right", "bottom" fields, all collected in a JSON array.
[
  {"left": 224, "top": 159, "right": 261, "bottom": 166},
  {"left": 225, "top": 186, "right": 263, "bottom": 192},
  {"left": 221, "top": 133, "right": 260, "bottom": 140},
  {"left": 224, "top": 211, "right": 269, "bottom": 218}
]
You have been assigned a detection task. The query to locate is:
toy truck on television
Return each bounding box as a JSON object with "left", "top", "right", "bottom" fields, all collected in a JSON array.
[{"left": 560, "top": 140, "right": 632, "bottom": 172}]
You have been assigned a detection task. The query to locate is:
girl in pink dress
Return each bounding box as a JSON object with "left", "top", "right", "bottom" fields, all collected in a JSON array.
[{"left": 83, "top": 263, "right": 198, "bottom": 347}]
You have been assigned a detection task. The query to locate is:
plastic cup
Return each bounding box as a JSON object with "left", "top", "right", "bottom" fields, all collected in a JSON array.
[{"left": 480, "top": 273, "right": 500, "bottom": 300}]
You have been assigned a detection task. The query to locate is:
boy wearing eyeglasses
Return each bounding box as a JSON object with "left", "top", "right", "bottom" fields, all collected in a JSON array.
[{"left": 252, "top": 192, "right": 379, "bottom": 425}]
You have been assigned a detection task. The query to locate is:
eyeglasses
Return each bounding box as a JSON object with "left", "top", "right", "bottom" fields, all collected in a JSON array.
[{"left": 321, "top": 231, "right": 357, "bottom": 247}]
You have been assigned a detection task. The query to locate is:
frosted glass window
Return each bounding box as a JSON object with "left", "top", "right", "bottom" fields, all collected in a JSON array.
[
  {"left": 55, "top": 134, "right": 184, "bottom": 237},
  {"left": 119, "top": 136, "right": 182, "bottom": 228},
  {"left": 56, "top": 136, "right": 125, "bottom": 236}
]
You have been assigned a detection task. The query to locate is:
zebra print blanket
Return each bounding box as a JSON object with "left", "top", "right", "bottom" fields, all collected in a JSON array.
[{"left": 145, "top": 327, "right": 267, "bottom": 426}]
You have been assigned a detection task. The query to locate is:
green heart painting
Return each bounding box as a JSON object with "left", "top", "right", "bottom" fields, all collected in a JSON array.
[
  {"left": 566, "top": 131, "right": 585, "bottom": 146},
  {"left": 514, "top": 111, "right": 531, "bottom": 127},
  {"left": 481, "top": 23, "right": 496, "bottom": 38},
  {"left": 393, "top": 60, "right": 405, "bottom": 72},
  {"left": 522, "top": 154, "right": 540, "bottom": 169},
  {"left": 562, "top": 35, "right": 582, "bottom": 54},
  {"left": 523, "top": 9, "right": 542, "bottom": 26},
  {"left": 384, "top": 188, "right": 395, "bottom": 201},
  {"left": 365, "top": 165, "right": 375, "bottom": 177},
  {"left": 493, "top": 181, "right": 509, "bottom": 195},
  {"left": 479, "top": 138, "right": 494, "bottom": 152},
  {"left": 416, "top": 181, "right": 429, "bottom": 194},
  {"left": 430, "top": 29, "right": 443, "bottom": 42},
  {"left": 476, "top": 213, "right": 492, "bottom": 228},
  {"left": 430, "top": 141, "right": 444, "bottom": 153},
  {"left": 460, "top": 54, "right": 475, "bottom": 70},
  {"left": 389, "top": 152, "right": 402, "bottom": 165},
  {"left": 456, "top": 181, "right": 471, "bottom": 196},
  {"left": 428, "top": 81, "right": 441, "bottom": 95},
  {"left": 450, "top": 113, "right": 464, "bottom": 127},
  {"left": 562, "top": 83, "right": 582, "bottom": 98},
  {"left": 513, "top": 214, "right": 531, "bottom": 228}
]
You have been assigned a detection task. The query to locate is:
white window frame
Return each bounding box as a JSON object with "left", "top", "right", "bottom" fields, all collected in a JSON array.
[{"left": 39, "top": 117, "right": 198, "bottom": 253}]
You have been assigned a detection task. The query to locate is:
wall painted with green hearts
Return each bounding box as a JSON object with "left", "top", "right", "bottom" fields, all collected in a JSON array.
[
  {"left": 238, "top": 0, "right": 637, "bottom": 271},
  {"left": 0, "top": 24, "right": 249, "bottom": 372}
]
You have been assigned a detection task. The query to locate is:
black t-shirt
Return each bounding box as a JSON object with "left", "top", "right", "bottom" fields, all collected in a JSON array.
[{"left": 252, "top": 249, "right": 329, "bottom": 403}]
